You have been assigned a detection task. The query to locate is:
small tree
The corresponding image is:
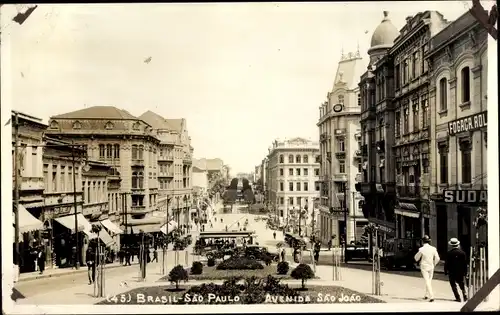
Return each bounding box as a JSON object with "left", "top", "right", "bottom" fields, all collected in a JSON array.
[
  {"left": 191, "top": 261, "right": 203, "bottom": 275},
  {"left": 290, "top": 263, "right": 315, "bottom": 290},
  {"left": 277, "top": 261, "right": 289, "bottom": 275},
  {"left": 168, "top": 265, "right": 189, "bottom": 290}
]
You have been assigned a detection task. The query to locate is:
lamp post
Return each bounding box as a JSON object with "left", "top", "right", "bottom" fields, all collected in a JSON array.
[
  {"left": 183, "top": 195, "right": 188, "bottom": 235},
  {"left": 342, "top": 182, "right": 348, "bottom": 263},
  {"left": 162, "top": 197, "right": 171, "bottom": 275}
]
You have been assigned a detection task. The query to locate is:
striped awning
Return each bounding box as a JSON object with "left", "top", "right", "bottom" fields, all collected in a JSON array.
[
  {"left": 160, "top": 220, "right": 178, "bottom": 234},
  {"left": 395, "top": 202, "right": 420, "bottom": 218},
  {"left": 100, "top": 219, "right": 123, "bottom": 234},
  {"left": 55, "top": 213, "right": 96, "bottom": 238},
  {"left": 96, "top": 229, "right": 115, "bottom": 246},
  {"left": 14, "top": 204, "right": 44, "bottom": 234},
  {"left": 134, "top": 223, "right": 162, "bottom": 234}
]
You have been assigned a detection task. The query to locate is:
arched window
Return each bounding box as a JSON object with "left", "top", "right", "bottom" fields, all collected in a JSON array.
[
  {"left": 461, "top": 67, "right": 471, "bottom": 103},
  {"left": 338, "top": 95, "right": 344, "bottom": 105},
  {"left": 303, "top": 155, "right": 308, "bottom": 163},
  {"left": 132, "top": 172, "right": 138, "bottom": 188},
  {"left": 288, "top": 155, "right": 294, "bottom": 163},
  {"left": 113, "top": 144, "right": 120, "bottom": 158},
  {"left": 138, "top": 172, "right": 144, "bottom": 188},
  {"left": 279, "top": 155, "right": 284, "bottom": 163},
  {"left": 138, "top": 145, "right": 144, "bottom": 159},
  {"left": 358, "top": 200, "right": 365, "bottom": 209},
  {"left": 106, "top": 144, "right": 113, "bottom": 158},
  {"left": 439, "top": 78, "right": 448, "bottom": 111},
  {"left": 99, "top": 144, "right": 105, "bottom": 159},
  {"left": 296, "top": 155, "right": 301, "bottom": 163}
]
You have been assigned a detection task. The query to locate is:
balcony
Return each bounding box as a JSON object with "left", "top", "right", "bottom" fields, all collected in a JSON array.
[
  {"left": 361, "top": 145, "right": 368, "bottom": 156},
  {"left": 376, "top": 140, "right": 385, "bottom": 153},
  {"left": 320, "top": 132, "right": 330, "bottom": 142},
  {"left": 158, "top": 155, "right": 174, "bottom": 162},
  {"left": 335, "top": 151, "right": 346, "bottom": 159},
  {"left": 131, "top": 159, "right": 145, "bottom": 167},
  {"left": 130, "top": 205, "right": 148, "bottom": 214},
  {"left": 18, "top": 177, "right": 44, "bottom": 191},
  {"left": 183, "top": 158, "right": 192, "bottom": 165},
  {"left": 332, "top": 174, "right": 347, "bottom": 182},
  {"left": 359, "top": 182, "right": 376, "bottom": 195},
  {"left": 354, "top": 150, "right": 362, "bottom": 159},
  {"left": 44, "top": 191, "right": 83, "bottom": 207},
  {"left": 158, "top": 172, "right": 174, "bottom": 178},
  {"left": 326, "top": 152, "right": 332, "bottom": 161},
  {"left": 131, "top": 187, "right": 146, "bottom": 195},
  {"left": 334, "top": 129, "right": 346, "bottom": 137},
  {"left": 397, "top": 185, "right": 421, "bottom": 199}
]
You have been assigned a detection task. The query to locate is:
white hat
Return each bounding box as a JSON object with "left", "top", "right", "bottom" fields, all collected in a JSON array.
[{"left": 449, "top": 238, "right": 460, "bottom": 247}]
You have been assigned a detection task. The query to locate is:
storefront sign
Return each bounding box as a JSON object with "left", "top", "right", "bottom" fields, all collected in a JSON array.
[
  {"left": 448, "top": 111, "right": 487, "bottom": 136},
  {"left": 443, "top": 190, "right": 487, "bottom": 205}
]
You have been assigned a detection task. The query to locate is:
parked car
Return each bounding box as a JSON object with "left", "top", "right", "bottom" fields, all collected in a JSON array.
[
  {"left": 381, "top": 238, "right": 419, "bottom": 270},
  {"left": 345, "top": 241, "right": 370, "bottom": 262},
  {"left": 244, "top": 245, "right": 279, "bottom": 262}
]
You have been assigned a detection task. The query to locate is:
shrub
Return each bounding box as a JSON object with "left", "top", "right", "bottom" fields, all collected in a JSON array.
[
  {"left": 216, "top": 256, "right": 264, "bottom": 270},
  {"left": 207, "top": 258, "right": 216, "bottom": 267},
  {"left": 191, "top": 261, "right": 203, "bottom": 275},
  {"left": 290, "top": 263, "right": 315, "bottom": 289},
  {"left": 168, "top": 265, "right": 189, "bottom": 290},
  {"left": 277, "top": 261, "right": 289, "bottom": 275}
]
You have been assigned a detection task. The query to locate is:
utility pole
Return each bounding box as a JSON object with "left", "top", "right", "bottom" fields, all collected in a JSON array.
[
  {"left": 71, "top": 142, "right": 80, "bottom": 269},
  {"left": 343, "top": 182, "right": 348, "bottom": 263},
  {"left": 13, "top": 113, "right": 20, "bottom": 271}
]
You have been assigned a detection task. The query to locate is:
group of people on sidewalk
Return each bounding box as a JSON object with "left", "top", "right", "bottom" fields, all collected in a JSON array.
[{"left": 414, "top": 235, "right": 469, "bottom": 303}]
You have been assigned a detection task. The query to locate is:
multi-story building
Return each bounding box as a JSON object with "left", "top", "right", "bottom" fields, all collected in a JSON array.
[
  {"left": 138, "top": 111, "right": 194, "bottom": 227},
  {"left": 266, "top": 138, "right": 320, "bottom": 234},
  {"left": 317, "top": 50, "right": 368, "bottom": 246},
  {"left": 45, "top": 106, "right": 162, "bottom": 233},
  {"left": 426, "top": 11, "right": 488, "bottom": 258},
  {"left": 357, "top": 11, "right": 449, "bottom": 245}
]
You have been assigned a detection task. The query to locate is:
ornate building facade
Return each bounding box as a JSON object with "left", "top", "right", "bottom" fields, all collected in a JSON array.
[
  {"left": 317, "top": 50, "right": 368, "bottom": 246},
  {"left": 427, "top": 12, "right": 488, "bottom": 258},
  {"left": 266, "top": 138, "right": 320, "bottom": 234}
]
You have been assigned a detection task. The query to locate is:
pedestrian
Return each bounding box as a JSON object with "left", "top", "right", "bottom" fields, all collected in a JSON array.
[
  {"left": 414, "top": 235, "right": 440, "bottom": 302},
  {"left": 445, "top": 238, "right": 468, "bottom": 302},
  {"left": 152, "top": 248, "right": 158, "bottom": 263},
  {"left": 71, "top": 245, "right": 77, "bottom": 268},
  {"left": 86, "top": 247, "right": 96, "bottom": 285},
  {"left": 314, "top": 242, "right": 321, "bottom": 263},
  {"left": 280, "top": 248, "right": 286, "bottom": 262},
  {"left": 118, "top": 248, "right": 124, "bottom": 265},
  {"left": 221, "top": 218, "right": 223, "bottom": 223},
  {"left": 124, "top": 248, "right": 132, "bottom": 266},
  {"left": 37, "top": 246, "right": 46, "bottom": 274},
  {"left": 273, "top": 231, "right": 276, "bottom": 240},
  {"left": 328, "top": 239, "right": 332, "bottom": 251},
  {"left": 237, "top": 222, "right": 240, "bottom": 228}
]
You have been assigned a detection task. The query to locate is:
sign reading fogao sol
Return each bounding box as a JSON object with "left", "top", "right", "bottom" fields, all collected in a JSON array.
[{"left": 448, "top": 111, "right": 487, "bottom": 136}]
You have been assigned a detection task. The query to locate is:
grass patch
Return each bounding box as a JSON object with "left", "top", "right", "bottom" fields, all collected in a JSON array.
[
  {"left": 96, "top": 284, "right": 384, "bottom": 304},
  {"left": 158, "top": 263, "right": 299, "bottom": 281}
]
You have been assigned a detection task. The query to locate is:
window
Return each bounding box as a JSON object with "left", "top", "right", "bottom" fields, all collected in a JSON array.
[
  {"left": 395, "top": 64, "right": 401, "bottom": 88},
  {"left": 422, "top": 96, "right": 429, "bottom": 128},
  {"left": 339, "top": 161, "right": 345, "bottom": 173},
  {"left": 403, "top": 59, "right": 409, "bottom": 84},
  {"left": 279, "top": 168, "right": 284, "bottom": 176},
  {"left": 138, "top": 145, "right": 144, "bottom": 159},
  {"left": 304, "top": 182, "right": 309, "bottom": 191},
  {"left": 338, "top": 139, "right": 345, "bottom": 152},
  {"left": 315, "top": 183, "right": 320, "bottom": 191},
  {"left": 358, "top": 163, "right": 362, "bottom": 173},
  {"left": 314, "top": 168, "right": 319, "bottom": 176},
  {"left": 289, "top": 182, "right": 294, "bottom": 191},
  {"left": 99, "top": 144, "right": 105, "bottom": 159},
  {"left": 303, "top": 155, "right": 308, "bottom": 163},
  {"left": 357, "top": 93, "right": 361, "bottom": 106},
  {"left": 52, "top": 166, "right": 57, "bottom": 192},
  {"left": 289, "top": 197, "right": 294, "bottom": 206},
  {"left": 439, "top": 144, "right": 448, "bottom": 184},
  {"left": 280, "top": 182, "right": 284, "bottom": 191},
  {"left": 379, "top": 119, "right": 385, "bottom": 140},
  {"left": 460, "top": 140, "right": 472, "bottom": 184},
  {"left": 31, "top": 146, "right": 38, "bottom": 176},
  {"left": 394, "top": 111, "right": 401, "bottom": 137},
  {"left": 279, "top": 155, "right": 284, "bottom": 163},
  {"left": 412, "top": 100, "right": 419, "bottom": 132},
  {"left": 68, "top": 166, "right": 73, "bottom": 191},
  {"left": 304, "top": 168, "right": 308, "bottom": 176},
  {"left": 113, "top": 144, "right": 120, "bottom": 158},
  {"left": 296, "top": 155, "right": 301, "bottom": 163},
  {"left": 461, "top": 67, "right": 471, "bottom": 103},
  {"left": 296, "top": 182, "right": 301, "bottom": 191},
  {"left": 43, "top": 164, "right": 49, "bottom": 187},
  {"left": 439, "top": 78, "right": 448, "bottom": 111},
  {"left": 412, "top": 51, "right": 420, "bottom": 78},
  {"left": 132, "top": 145, "right": 138, "bottom": 160},
  {"left": 280, "top": 197, "right": 284, "bottom": 205},
  {"left": 315, "top": 155, "right": 321, "bottom": 163},
  {"left": 380, "top": 167, "right": 385, "bottom": 183},
  {"left": 289, "top": 168, "right": 294, "bottom": 176},
  {"left": 296, "top": 168, "right": 301, "bottom": 176},
  {"left": 403, "top": 108, "right": 409, "bottom": 134},
  {"left": 60, "top": 166, "right": 66, "bottom": 191},
  {"left": 338, "top": 95, "right": 344, "bottom": 104},
  {"left": 106, "top": 144, "right": 113, "bottom": 158},
  {"left": 288, "top": 155, "right": 294, "bottom": 163}
]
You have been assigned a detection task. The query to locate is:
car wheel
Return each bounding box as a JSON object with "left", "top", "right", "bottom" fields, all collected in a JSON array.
[{"left": 249, "top": 255, "right": 256, "bottom": 260}]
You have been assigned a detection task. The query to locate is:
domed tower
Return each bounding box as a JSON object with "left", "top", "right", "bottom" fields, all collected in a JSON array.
[{"left": 367, "top": 11, "right": 399, "bottom": 65}]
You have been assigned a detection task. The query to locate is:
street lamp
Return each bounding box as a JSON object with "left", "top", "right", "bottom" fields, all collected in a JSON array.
[
  {"left": 183, "top": 195, "right": 188, "bottom": 234},
  {"left": 72, "top": 144, "right": 90, "bottom": 270}
]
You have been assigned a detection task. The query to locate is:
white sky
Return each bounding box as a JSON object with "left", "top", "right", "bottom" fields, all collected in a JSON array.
[{"left": 1, "top": 1, "right": 484, "bottom": 174}]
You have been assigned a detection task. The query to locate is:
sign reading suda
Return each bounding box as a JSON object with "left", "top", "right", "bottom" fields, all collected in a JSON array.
[
  {"left": 448, "top": 111, "right": 487, "bottom": 136},
  {"left": 444, "top": 190, "right": 487, "bottom": 205}
]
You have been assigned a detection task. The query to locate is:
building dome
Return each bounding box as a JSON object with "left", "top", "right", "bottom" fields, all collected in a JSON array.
[{"left": 370, "top": 11, "right": 399, "bottom": 49}]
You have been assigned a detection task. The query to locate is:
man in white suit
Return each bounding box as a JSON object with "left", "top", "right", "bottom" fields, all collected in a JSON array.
[{"left": 414, "top": 235, "right": 440, "bottom": 302}]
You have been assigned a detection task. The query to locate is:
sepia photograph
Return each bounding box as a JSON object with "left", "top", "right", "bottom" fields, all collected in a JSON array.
[{"left": 1, "top": 1, "right": 498, "bottom": 313}]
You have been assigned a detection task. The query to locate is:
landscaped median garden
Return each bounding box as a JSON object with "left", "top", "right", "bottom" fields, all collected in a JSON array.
[{"left": 97, "top": 257, "right": 384, "bottom": 305}]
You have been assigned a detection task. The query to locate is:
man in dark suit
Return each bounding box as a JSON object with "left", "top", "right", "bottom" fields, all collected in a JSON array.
[
  {"left": 37, "top": 245, "right": 46, "bottom": 274},
  {"left": 444, "top": 238, "right": 468, "bottom": 302}
]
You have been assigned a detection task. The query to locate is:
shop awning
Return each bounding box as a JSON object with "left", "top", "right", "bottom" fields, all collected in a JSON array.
[
  {"left": 55, "top": 213, "right": 95, "bottom": 237},
  {"left": 97, "top": 229, "right": 115, "bottom": 246},
  {"left": 14, "top": 204, "right": 44, "bottom": 234},
  {"left": 100, "top": 219, "right": 123, "bottom": 234},
  {"left": 134, "top": 223, "right": 162, "bottom": 234},
  {"left": 160, "top": 220, "right": 178, "bottom": 234},
  {"left": 395, "top": 203, "right": 420, "bottom": 218}
]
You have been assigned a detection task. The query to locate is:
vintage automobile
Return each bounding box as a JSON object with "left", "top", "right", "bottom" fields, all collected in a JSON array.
[
  {"left": 284, "top": 233, "right": 307, "bottom": 250},
  {"left": 344, "top": 241, "right": 370, "bottom": 262},
  {"left": 241, "top": 245, "right": 279, "bottom": 262},
  {"left": 381, "top": 238, "right": 419, "bottom": 270}
]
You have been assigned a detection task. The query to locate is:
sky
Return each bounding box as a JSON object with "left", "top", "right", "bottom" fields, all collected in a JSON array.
[{"left": 1, "top": 1, "right": 482, "bottom": 174}]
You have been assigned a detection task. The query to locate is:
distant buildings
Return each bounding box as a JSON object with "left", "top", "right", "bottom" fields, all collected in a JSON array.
[
  {"left": 265, "top": 138, "right": 320, "bottom": 235},
  {"left": 317, "top": 49, "right": 368, "bottom": 246}
]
